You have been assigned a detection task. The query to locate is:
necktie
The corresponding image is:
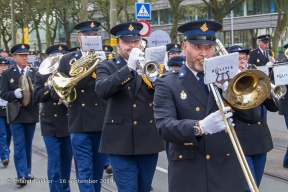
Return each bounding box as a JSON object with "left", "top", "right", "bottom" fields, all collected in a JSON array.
[
  {"left": 20, "top": 69, "right": 24, "bottom": 75},
  {"left": 197, "top": 72, "right": 209, "bottom": 95},
  {"left": 263, "top": 51, "right": 267, "bottom": 58}
]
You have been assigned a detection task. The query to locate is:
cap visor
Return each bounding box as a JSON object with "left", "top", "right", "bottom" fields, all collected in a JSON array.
[
  {"left": 119, "top": 35, "right": 141, "bottom": 41},
  {"left": 79, "top": 30, "right": 98, "bottom": 35},
  {"left": 186, "top": 39, "right": 216, "bottom": 45},
  {"left": 14, "top": 52, "right": 29, "bottom": 55},
  {"left": 261, "top": 40, "right": 270, "bottom": 43}
]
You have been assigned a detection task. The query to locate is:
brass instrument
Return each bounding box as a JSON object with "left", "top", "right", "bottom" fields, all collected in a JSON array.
[
  {"left": 203, "top": 39, "right": 270, "bottom": 192},
  {"left": 52, "top": 51, "right": 101, "bottom": 102},
  {"left": 18, "top": 75, "right": 33, "bottom": 107},
  {"left": 38, "top": 53, "right": 68, "bottom": 107}
]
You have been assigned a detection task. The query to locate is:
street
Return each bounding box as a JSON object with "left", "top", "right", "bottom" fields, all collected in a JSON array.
[{"left": 0, "top": 110, "right": 287, "bottom": 191}]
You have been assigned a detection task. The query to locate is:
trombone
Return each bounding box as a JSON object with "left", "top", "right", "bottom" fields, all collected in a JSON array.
[{"left": 205, "top": 39, "right": 270, "bottom": 192}]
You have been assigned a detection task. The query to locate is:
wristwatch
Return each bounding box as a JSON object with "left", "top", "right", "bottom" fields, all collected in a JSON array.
[{"left": 193, "top": 120, "right": 202, "bottom": 136}]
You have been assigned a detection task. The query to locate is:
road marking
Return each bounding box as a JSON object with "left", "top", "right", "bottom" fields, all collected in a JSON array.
[{"left": 156, "top": 166, "right": 168, "bottom": 173}]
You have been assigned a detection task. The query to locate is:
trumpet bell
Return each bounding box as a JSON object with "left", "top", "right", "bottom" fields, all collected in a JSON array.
[
  {"left": 143, "top": 61, "right": 159, "bottom": 78},
  {"left": 226, "top": 70, "right": 271, "bottom": 109},
  {"left": 39, "top": 53, "right": 63, "bottom": 75}
]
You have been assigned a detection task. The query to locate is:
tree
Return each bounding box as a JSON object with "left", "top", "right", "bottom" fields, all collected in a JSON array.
[
  {"left": 271, "top": 0, "right": 288, "bottom": 59},
  {"left": 202, "top": 0, "right": 245, "bottom": 25},
  {"left": 168, "top": 0, "right": 184, "bottom": 42}
]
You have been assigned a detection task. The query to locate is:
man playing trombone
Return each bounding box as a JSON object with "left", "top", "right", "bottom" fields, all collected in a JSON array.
[{"left": 153, "top": 20, "right": 274, "bottom": 192}]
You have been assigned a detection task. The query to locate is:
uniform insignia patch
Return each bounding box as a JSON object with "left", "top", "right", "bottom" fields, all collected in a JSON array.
[
  {"left": 180, "top": 72, "right": 184, "bottom": 76},
  {"left": 90, "top": 22, "right": 95, "bottom": 28},
  {"left": 257, "top": 59, "right": 260, "bottom": 62},
  {"left": 128, "top": 24, "right": 134, "bottom": 31},
  {"left": 180, "top": 90, "right": 187, "bottom": 100},
  {"left": 200, "top": 23, "right": 208, "bottom": 32},
  {"left": 92, "top": 72, "right": 96, "bottom": 79},
  {"left": 10, "top": 78, "right": 14, "bottom": 83}
]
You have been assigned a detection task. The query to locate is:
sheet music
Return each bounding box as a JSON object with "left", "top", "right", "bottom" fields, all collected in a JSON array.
[
  {"left": 81, "top": 36, "right": 102, "bottom": 51},
  {"left": 204, "top": 52, "right": 239, "bottom": 84},
  {"left": 145, "top": 46, "right": 166, "bottom": 64},
  {"left": 273, "top": 65, "right": 288, "bottom": 86}
]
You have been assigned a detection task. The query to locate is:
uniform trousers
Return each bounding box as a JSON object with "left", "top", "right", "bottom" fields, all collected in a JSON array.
[
  {"left": 70, "top": 132, "right": 106, "bottom": 192},
  {"left": 245, "top": 153, "right": 267, "bottom": 192},
  {"left": 0, "top": 117, "right": 11, "bottom": 161},
  {"left": 43, "top": 136, "right": 73, "bottom": 192},
  {"left": 104, "top": 156, "right": 110, "bottom": 168},
  {"left": 283, "top": 116, "right": 288, "bottom": 165},
  {"left": 10, "top": 123, "right": 36, "bottom": 178},
  {"left": 108, "top": 153, "right": 158, "bottom": 192}
]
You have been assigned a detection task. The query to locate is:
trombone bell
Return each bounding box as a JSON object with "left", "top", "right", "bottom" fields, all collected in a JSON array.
[{"left": 226, "top": 70, "right": 271, "bottom": 109}]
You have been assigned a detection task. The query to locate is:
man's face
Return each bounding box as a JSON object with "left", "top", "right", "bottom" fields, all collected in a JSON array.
[
  {"left": 117, "top": 39, "right": 140, "bottom": 60},
  {"left": 13, "top": 54, "right": 28, "bottom": 68},
  {"left": 0, "top": 64, "right": 8, "bottom": 74},
  {"left": 258, "top": 40, "right": 269, "bottom": 51},
  {"left": 238, "top": 52, "right": 248, "bottom": 71},
  {"left": 182, "top": 41, "right": 214, "bottom": 72},
  {"left": 168, "top": 51, "right": 181, "bottom": 60},
  {"left": 1, "top": 52, "right": 8, "bottom": 57}
]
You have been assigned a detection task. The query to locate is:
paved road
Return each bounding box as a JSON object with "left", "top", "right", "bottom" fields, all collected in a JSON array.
[{"left": 0, "top": 111, "right": 287, "bottom": 191}]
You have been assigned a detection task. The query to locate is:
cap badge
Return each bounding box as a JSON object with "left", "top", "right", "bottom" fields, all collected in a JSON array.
[
  {"left": 105, "top": 47, "right": 108, "bottom": 50},
  {"left": 238, "top": 48, "right": 242, "bottom": 50},
  {"left": 266, "top": 35, "right": 269, "bottom": 39},
  {"left": 200, "top": 23, "right": 208, "bottom": 32},
  {"left": 2, "top": 61, "right": 4, "bottom": 63},
  {"left": 128, "top": 24, "right": 134, "bottom": 31},
  {"left": 90, "top": 22, "right": 95, "bottom": 28},
  {"left": 180, "top": 90, "right": 187, "bottom": 100},
  {"left": 182, "top": 61, "right": 185, "bottom": 64},
  {"left": 58, "top": 46, "right": 63, "bottom": 51},
  {"left": 21, "top": 45, "right": 25, "bottom": 49},
  {"left": 175, "top": 44, "right": 178, "bottom": 48},
  {"left": 76, "top": 48, "right": 80, "bottom": 51}
]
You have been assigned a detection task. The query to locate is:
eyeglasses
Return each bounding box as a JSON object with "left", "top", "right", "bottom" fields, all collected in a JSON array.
[{"left": 239, "top": 57, "right": 247, "bottom": 61}]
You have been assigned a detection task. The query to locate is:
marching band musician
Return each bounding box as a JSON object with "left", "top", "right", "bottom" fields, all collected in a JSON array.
[
  {"left": 51, "top": 21, "right": 107, "bottom": 192},
  {"left": 167, "top": 55, "right": 185, "bottom": 72},
  {"left": 33, "top": 44, "right": 73, "bottom": 192},
  {"left": 0, "top": 44, "right": 39, "bottom": 186},
  {"left": 95, "top": 22, "right": 165, "bottom": 192},
  {"left": 166, "top": 43, "right": 182, "bottom": 60},
  {"left": 0, "top": 58, "right": 11, "bottom": 167},
  {"left": 154, "top": 20, "right": 251, "bottom": 192},
  {"left": 277, "top": 43, "right": 288, "bottom": 168},
  {"left": 227, "top": 45, "right": 278, "bottom": 191},
  {"left": 248, "top": 35, "right": 275, "bottom": 120},
  {"left": 248, "top": 35, "right": 275, "bottom": 69}
]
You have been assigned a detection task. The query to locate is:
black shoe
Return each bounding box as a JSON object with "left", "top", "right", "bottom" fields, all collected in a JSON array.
[
  {"left": 2, "top": 159, "right": 9, "bottom": 167},
  {"left": 105, "top": 165, "right": 113, "bottom": 174},
  {"left": 283, "top": 164, "right": 288, "bottom": 168},
  {"left": 26, "top": 174, "right": 34, "bottom": 180},
  {"left": 16, "top": 177, "right": 27, "bottom": 186}
]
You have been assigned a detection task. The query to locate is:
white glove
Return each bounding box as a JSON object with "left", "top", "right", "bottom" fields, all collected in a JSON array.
[
  {"left": 215, "top": 81, "right": 229, "bottom": 92},
  {"left": 199, "top": 106, "right": 233, "bottom": 135},
  {"left": 127, "top": 48, "right": 145, "bottom": 71},
  {"left": 14, "top": 88, "right": 22, "bottom": 99},
  {"left": 265, "top": 61, "right": 273, "bottom": 68},
  {"left": 148, "top": 76, "right": 157, "bottom": 83}
]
